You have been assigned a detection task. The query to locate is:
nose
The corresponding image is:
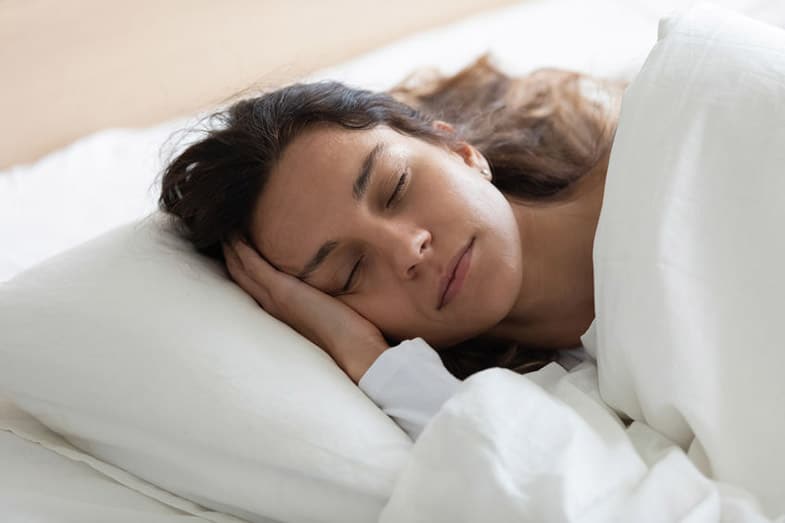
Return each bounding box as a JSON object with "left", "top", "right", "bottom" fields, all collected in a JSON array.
[{"left": 377, "top": 222, "right": 431, "bottom": 279}]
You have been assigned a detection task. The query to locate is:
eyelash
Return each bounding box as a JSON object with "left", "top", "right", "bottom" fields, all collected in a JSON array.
[
  {"left": 341, "top": 255, "right": 365, "bottom": 293},
  {"left": 385, "top": 168, "right": 409, "bottom": 208},
  {"left": 341, "top": 169, "right": 409, "bottom": 293}
]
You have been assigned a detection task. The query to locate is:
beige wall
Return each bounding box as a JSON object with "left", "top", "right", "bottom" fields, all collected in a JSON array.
[{"left": 0, "top": 0, "right": 520, "bottom": 169}]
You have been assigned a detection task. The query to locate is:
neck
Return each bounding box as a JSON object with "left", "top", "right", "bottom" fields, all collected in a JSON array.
[{"left": 487, "top": 153, "right": 608, "bottom": 350}]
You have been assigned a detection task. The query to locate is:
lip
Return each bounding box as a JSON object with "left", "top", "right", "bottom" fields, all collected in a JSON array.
[{"left": 437, "top": 237, "right": 475, "bottom": 310}]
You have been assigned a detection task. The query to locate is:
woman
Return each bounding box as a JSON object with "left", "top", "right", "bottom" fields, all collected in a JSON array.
[{"left": 158, "top": 55, "right": 626, "bottom": 437}]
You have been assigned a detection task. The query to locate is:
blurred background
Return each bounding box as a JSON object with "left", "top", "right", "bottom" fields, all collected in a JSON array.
[{"left": 0, "top": 0, "right": 522, "bottom": 169}]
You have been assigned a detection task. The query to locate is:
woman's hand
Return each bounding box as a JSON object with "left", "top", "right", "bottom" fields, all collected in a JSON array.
[{"left": 222, "top": 235, "right": 389, "bottom": 384}]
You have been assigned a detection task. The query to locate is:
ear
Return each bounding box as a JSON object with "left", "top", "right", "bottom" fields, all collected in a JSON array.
[
  {"left": 453, "top": 142, "right": 493, "bottom": 181},
  {"left": 432, "top": 120, "right": 492, "bottom": 180},
  {"left": 432, "top": 119, "right": 455, "bottom": 134}
]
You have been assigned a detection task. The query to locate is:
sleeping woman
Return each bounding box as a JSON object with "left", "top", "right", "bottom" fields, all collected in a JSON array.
[{"left": 158, "top": 54, "right": 627, "bottom": 440}]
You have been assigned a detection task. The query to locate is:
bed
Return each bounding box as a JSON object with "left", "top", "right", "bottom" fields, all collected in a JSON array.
[{"left": 2, "top": 1, "right": 785, "bottom": 522}]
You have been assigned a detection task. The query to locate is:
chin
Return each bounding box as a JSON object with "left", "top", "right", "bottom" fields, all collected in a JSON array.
[
  {"left": 427, "top": 323, "right": 490, "bottom": 352},
  {"left": 476, "top": 273, "right": 520, "bottom": 325}
]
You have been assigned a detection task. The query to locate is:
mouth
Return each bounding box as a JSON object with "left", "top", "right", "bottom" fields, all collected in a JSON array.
[{"left": 437, "top": 236, "right": 475, "bottom": 310}]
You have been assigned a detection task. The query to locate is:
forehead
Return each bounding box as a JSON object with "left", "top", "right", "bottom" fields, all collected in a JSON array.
[
  {"left": 276, "top": 124, "right": 383, "bottom": 184},
  {"left": 249, "top": 124, "right": 407, "bottom": 273}
]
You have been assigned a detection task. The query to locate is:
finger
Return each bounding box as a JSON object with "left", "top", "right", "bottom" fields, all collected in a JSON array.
[
  {"left": 225, "top": 260, "right": 275, "bottom": 313},
  {"left": 233, "top": 238, "right": 277, "bottom": 276},
  {"left": 222, "top": 242, "right": 243, "bottom": 274},
  {"left": 225, "top": 236, "right": 294, "bottom": 305},
  {"left": 225, "top": 237, "right": 250, "bottom": 270},
  {"left": 223, "top": 242, "right": 257, "bottom": 289}
]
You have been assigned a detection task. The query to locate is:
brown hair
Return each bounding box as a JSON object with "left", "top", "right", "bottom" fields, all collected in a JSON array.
[{"left": 158, "top": 53, "right": 626, "bottom": 380}]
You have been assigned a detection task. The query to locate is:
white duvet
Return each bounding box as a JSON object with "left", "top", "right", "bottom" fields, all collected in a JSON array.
[{"left": 379, "top": 4, "right": 785, "bottom": 522}]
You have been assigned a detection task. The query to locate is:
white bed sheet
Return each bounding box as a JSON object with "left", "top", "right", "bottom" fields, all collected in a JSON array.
[
  {"left": 0, "top": 399, "right": 255, "bottom": 523},
  {"left": 3, "top": 0, "right": 785, "bottom": 521}
]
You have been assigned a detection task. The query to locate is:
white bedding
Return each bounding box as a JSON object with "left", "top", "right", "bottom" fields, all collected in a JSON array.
[
  {"left": 379, "top": 365, "right": 779, "bottom": 522},
  {"left": 3, "top": 0, "right": 785, "bottom": 521},
  {"left": 0, "top": 432, "right": 203, "bottom": 523},
  {"left": 0, "top": 399, "right": 253, "bottom": 523},
  {"left": 592, "top": 3, "right": 785, "bottom": 516}
]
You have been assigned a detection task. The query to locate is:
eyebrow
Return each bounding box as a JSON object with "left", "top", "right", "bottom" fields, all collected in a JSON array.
[{"left": 295, "top": 141, "right": 385, "bottom": 282}]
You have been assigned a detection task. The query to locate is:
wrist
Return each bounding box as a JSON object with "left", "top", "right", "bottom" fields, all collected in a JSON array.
[{"left": 348, "top": 337, "right": 389, "bottom": 385}]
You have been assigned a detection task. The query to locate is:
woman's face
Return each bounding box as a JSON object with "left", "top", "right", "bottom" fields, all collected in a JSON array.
[{"left": 249, "top": 123, "right": 523, "bottom": 349}]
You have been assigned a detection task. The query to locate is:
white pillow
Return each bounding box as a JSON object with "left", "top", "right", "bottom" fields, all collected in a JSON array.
[{"left": 0, "top": 211, "right": 412, "bottom": 523}]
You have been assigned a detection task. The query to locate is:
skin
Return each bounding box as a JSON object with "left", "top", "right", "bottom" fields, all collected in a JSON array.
[{"left": 247, "top": 121, "right": 607, "bottom": 354}]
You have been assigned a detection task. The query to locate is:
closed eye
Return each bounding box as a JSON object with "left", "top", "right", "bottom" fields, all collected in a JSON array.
[
  {"left": 385, "top": 168, "right": 409, "bottom": 208},
  {"left": 341, "top": 255, "right": 364, "bottom": 293}
]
